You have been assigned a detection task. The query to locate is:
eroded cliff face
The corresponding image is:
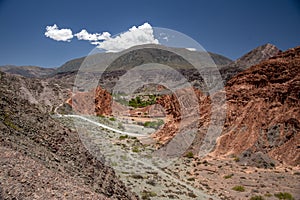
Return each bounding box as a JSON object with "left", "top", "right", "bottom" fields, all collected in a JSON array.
[
  {"left": 214, "top": 47, "right": 300, "bottom": 166},
  {"left": 152, "top": 87, "right": 208, "bottom": 144},
  {"left": 66, "top": 86, "right": 113, "bottom": 116},
  {"left": 152, "top": 47, "right": 300, "bottom": 166}
]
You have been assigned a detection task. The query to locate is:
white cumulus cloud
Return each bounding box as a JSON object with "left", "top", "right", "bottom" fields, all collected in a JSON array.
[
  {"left": 44, "top": 22, "right": 159, "bottom": 52},
  {"left": 96, "top": 22, "right": 159, "bottom": 52},
  {"left": 44, "top": 24, "right": 73, "bottom": 42},
  {"left": 75, "top": 29, "right": 111, "bottom": 41}
]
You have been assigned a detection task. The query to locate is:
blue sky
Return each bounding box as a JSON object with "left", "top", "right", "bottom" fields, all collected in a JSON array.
[{"left": 0, "top": 0, "right": 299, "bottom": 68}]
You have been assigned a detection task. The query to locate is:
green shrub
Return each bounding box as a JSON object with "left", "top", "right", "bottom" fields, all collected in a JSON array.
[
  {"left": 141, "top": 190, "right": 157, "bottom": 199},
  {"left": 109, "top": 117, "right": 116, "bottom": 121},
  {"left": 4, "top": 120, "right": 18, "bottom": 130},
  {"left": 129, "top": 95, "right": 157, "bottom": 108},
  {"left": 250, "top": 195, "right": 265, "bottom": 200},
  {"left": 132, "top": 146, "right": 140, "bottom": 153},
  {"left": 274, "top": 192, "right": 294, "bottom": 200},
  {"left": 187, "top": 177, "right": 195, "bottom": 181},
  {"left": 233, "top": 156, "right": 240, "bottom": 162},
  {"left": 119, "top": 135, "right": 128, "bottom": 140},
  {"left": 131, "top": 174, "right": 143, "bottom": 179},
  {"left": 232, "top": 185, "right": 245, "bottom": 192},
  {"left": 270, "top": 162, "right": 275, "bottom": 167},
  {"left": 186, "top": 152, "right": 194, "bottom": 158},
  {"left": 143, "top": 119, "right": 164, "bottom": 129},
  {"left": 264, "top": 193, "right": 272, "bottom": 197},
  {"left": 223, "top": 174, "right": 234, "bottom": 179},
  {"left": 188, "top": 192, "right": 197, "bottom": 198}
]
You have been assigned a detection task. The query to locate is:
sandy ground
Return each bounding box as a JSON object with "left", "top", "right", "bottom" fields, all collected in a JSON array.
[
  {"left": 167, "top": 156, "right": 300, "bottom": 200},
  {"left": 57, "top": 115, "right": 300, "bottom": 200}
]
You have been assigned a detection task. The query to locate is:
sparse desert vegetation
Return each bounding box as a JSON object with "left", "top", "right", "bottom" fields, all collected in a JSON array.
[
  {"left": 232, "top": 185, "right": 245, "bottom": 192},
  {"left": 274, "top": 192, "right": 294, "bottom": 200},
  {"left": 250, "top": 195, "right": 265, "bottom": 200},
  {"left": 0, "top": 29, "right": 299, "bottom": 200}
]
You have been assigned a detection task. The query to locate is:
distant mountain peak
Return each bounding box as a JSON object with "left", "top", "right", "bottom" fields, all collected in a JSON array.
[
  {"left": 237, "top": 43, "right": 280, "bottom": 65},
  {"left": 220, "top": 43, "right": 281, "bottom": 82}
]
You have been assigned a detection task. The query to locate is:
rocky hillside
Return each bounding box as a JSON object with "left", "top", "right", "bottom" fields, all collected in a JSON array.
[
  {"left": 220, "top": 43, "right": 280, "bottom": 82},
  {"left": 0, "top": 71, "right": 75, "bottom": 113},
  {"left": 0, "top": 65, "right": 55, "bottom": 78},
  {"left": 0, "top": 71, "right": 138, "bottom": 199},
  {"left": 213, "top": 46, "right": 300, "bottom": 166},
  {"left": 154, "top": 46, "right": 300, "bottom": 166}
]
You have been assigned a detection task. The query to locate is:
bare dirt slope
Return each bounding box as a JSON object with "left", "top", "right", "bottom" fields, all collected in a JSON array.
[{"left": 0, "top": 71, "right": 138, "bottom": 199}]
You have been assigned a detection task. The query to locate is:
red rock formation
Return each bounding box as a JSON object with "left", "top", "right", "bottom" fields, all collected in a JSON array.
[
  {"left": 152, "top": 87, "right": 206, "bottom": 144},
  {"left": 151, "top": 92, "right": 180, "bottom": 142},
  {"left": 66, "top": 86, "right": 112, "bottom": 116},
  {"left": 153, "top": 47, "right": 300, "bottom": 166},
  {"left": 214, "top": 46, "right": 300, "bottom": 166}
]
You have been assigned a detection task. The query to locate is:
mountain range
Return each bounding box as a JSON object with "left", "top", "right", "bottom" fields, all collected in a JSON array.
[
  {"left": 0, "top": 65, "right": 55, "bottom": 78},
  {"left": 0, "top": 43, "right": 299, "bottom": 200}
]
